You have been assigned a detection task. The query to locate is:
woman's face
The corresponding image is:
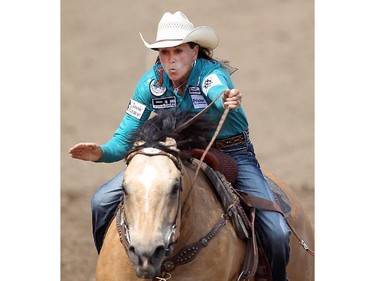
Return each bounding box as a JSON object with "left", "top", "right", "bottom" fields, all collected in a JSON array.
[{"left": 158, "top": 43, "right": 198, "bottom": 85}]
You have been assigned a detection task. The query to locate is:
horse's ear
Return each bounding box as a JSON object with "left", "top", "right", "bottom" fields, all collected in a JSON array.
[
  {"left": 161, "top": 137, "right": 179, "bottom": 152},
  {"left": 134, "top": 140, "right": 145, "bottom": 147}
]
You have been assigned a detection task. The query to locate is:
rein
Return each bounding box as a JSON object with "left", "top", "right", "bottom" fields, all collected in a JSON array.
[
  {"left": 191, "top": 107, "right": 230, "bottom": 185},
  {"left": 179, "top": 91, "right": 230, "bottom": 206}
]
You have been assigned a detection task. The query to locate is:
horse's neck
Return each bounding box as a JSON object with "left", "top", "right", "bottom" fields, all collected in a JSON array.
[{"left": 177, "top": 162, "right": 223, "bottom": 245}]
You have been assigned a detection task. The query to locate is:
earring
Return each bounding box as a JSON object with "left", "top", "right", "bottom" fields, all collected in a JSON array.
[{"left": 192, "top": 59, "right": 196, "bottom": 68}]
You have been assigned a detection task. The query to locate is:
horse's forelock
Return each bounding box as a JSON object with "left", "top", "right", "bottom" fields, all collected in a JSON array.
[{"left": 127, "top": 110, "right": 214, "bottom": 160}]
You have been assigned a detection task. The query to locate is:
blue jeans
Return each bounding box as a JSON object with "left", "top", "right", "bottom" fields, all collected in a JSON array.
[
  {"left": 91, "top": 170, "right": 124, "bottom": 252},
  {"left": 91, "top": 131, "right": 290, "bottom": 281}
]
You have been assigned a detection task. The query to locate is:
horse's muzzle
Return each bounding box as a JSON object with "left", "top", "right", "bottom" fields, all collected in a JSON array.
[{"left": 128, "top": 244, "right": 166, "bottom": 278}]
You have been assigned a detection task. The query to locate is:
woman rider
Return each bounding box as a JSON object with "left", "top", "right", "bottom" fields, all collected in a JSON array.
[{"left": 69, "top": 11, "right": 290, "bottom": 281}]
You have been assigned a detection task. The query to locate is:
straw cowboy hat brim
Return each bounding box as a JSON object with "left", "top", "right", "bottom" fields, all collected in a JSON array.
[
  {"left": 140, "top": 26, "right": 219, "bottom": 50},
  {"left": 139, "top": 11, "right": 219, "bottom": 50}
]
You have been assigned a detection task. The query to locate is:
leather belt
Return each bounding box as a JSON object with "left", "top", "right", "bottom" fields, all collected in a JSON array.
[{"left": 213, "top": 129, "right": 248, "bottom": 149}]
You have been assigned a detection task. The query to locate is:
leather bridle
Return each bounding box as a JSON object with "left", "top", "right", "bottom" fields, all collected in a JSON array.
[{"left": 120, "top": 147, "right": 183, "bottom": 253}]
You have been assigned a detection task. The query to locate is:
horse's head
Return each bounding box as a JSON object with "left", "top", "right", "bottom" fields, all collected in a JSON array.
[
  {"left": 118, "top": 110, "right": 212, "bottom": 278},
  {"left": 122, "top": 138, "right": 183, "bottom": 278}
]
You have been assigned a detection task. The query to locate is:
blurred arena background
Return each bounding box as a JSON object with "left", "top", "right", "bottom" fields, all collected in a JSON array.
[{"left": 61, "top": 1, "right": 313, "bottom": 280}]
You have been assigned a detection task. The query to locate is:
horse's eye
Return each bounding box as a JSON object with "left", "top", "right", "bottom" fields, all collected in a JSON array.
[
  {"left": 122, "top": 184, "right": 129, "bottom": 196},
  {"left": 171, "top": 183, "right": 181, "bottom": 196}
]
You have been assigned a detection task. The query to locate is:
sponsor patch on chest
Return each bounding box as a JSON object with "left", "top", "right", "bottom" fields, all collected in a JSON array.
[
  {"left": 126, "top": 99, "right": 146, "bottom": 119},
  {"left": 189, "top": 86, "right": 208, "bottom": 109},
  {"left": 150, "top": 79, "right": 167, "bottom": 96},
  {"left": 152, "top": 96, "right": 176, "bottom": 109}
]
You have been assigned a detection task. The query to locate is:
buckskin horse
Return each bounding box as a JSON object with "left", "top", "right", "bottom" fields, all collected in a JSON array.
[{"left": 96, "top": 110, "right": 314, "bottom": 281}]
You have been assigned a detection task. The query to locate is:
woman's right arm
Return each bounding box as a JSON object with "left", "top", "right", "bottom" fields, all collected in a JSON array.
[{"left": 69, "top": 74, "right": 154, "bottom": 163}]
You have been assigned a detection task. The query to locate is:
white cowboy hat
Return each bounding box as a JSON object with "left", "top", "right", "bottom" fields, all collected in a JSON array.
[{"left": 139, "top": 11, "right": 219, "bottom": 50}]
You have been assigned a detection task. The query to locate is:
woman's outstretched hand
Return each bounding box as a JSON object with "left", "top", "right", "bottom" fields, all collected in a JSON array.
[
  {"left": 222, "top": 89, "right": 242, "bottom": 110},
  {"left": 69, "top": 143, "right": 103, "bottom": 162}
]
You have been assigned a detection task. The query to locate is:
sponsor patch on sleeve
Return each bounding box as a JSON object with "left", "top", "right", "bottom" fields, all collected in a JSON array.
[
  {"left": 202, "top": 74, "right": 222, "bottom": 95},
  {"left": 126, "top": 99, "right": 146, "bottom": 120}
]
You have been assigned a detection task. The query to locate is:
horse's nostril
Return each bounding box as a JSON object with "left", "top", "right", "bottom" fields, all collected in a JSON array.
[
  {"left": 128, "top": 245, "right": 135, "bottom": 255},
  {"left": 128, "top": 245, "right": 140, "bottom": 265},
  {"left": 151, "top": 245, "right": 166, "bottom": 264}
]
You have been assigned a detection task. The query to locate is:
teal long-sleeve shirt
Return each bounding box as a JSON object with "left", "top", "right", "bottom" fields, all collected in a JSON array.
[{"left": 98, "top": 58, "right": 249, "bottom": 163}]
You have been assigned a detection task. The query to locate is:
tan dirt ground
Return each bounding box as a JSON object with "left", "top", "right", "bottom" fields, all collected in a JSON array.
[{"left": 61, "top": 1, "right": 314, "bottom": 280}]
